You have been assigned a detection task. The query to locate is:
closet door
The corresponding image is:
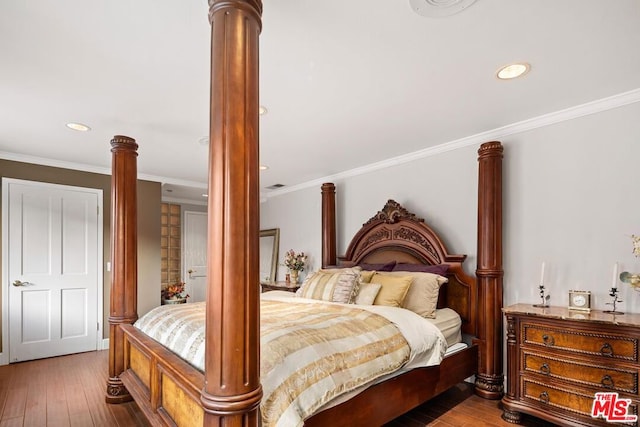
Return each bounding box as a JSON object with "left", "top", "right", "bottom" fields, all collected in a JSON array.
[{"left": 5, "top": 179, "right": 100, "bottom": 362}]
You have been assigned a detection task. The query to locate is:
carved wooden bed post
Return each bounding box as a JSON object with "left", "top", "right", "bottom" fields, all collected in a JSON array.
[
  {"left": 201, "top": 1, "right": 263, "bottom": 426},
  {"left": 321, "top": 183, "right": 337, "bottom": 267},
  {"left": 475, "top": 141, "right": 504, "bottom": 399},
  {"left": 106, "top": 135, "right": 138, "bottom": 403}
]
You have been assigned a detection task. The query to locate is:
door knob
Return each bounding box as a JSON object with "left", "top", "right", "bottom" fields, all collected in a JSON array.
[{"left": 12, "top": 280, "right": 31, "bottom": 287}]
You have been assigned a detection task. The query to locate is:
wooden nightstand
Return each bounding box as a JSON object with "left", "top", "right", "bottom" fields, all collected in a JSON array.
[
  {"left": 502, "top": 304, "right": 640, "bottom": 426},
  {"left": 260, "top": 282, "right": 300, "bottom": 293}
]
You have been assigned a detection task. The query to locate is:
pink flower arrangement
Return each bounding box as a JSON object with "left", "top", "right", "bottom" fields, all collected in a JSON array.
[{"left": 284, "top": 249, "right": 307, "bottom": 272}]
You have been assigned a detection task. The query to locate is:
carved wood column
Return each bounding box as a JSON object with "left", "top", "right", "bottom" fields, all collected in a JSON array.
[
  {"left": 501, "top": 314, "right": 522, "bottom": 423},
  {"left": 475, "top": 141, "right": 504, "bottom": 399},
  {"left": 106, "top": 135, "right": 138, "bottom": 403},
  {"left": 202, "top": 1, "right": 263, "bottom": 426},
  {"left": 321, "top": 183, "right": 337, "bottom": 267}
]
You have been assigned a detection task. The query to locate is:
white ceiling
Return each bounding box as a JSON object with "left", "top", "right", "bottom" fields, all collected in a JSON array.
[{"left": 2, "top": 1, "right": 640, "bottom": 204}]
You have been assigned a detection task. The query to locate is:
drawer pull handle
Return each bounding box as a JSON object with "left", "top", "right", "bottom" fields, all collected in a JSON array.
[
  {"left": 601, "top": 375, "right": 615, "bottom": 389},
  {"left": 542, "top": 334, "right": 555, "bottom": 346},
  {"left": 539, "top": 391, "right": 549, "bottom": 404},
  {"left": 600, "top": 343, "right": 613, "bottom": 356},
  {"left": 539, "top": 363, "right": 550, "bottom": 375}
]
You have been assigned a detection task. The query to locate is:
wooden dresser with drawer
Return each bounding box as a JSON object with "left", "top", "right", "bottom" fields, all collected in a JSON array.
[{"left": 502, "top": 304, "right": 639, "bottom": 427}]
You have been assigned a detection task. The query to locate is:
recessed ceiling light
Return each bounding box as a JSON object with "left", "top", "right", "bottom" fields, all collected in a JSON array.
[
  {"left": 259, "top": 165, "right": 269, "bottom": 171},
  {"left": 198, "top": 136, "right": 209, "bottom": 146},
  {"left": 409, "top": 0, "right": 477, "bottom": 17},
  {"left": 497, "top": 63, "right": 531, "bottom": 80},
  {"left": 259, "top": 106, "right": 268, "bottom": 116},
  {"left": 66, "top": 122, "right": 91, "bottom": 132},
  {"left": 202, "top": 193, "right": 208, "bottom": 198}
]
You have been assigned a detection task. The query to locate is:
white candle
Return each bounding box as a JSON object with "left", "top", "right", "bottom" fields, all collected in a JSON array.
[
  {"left": 540, "top": 261, "right": 546, "bottom": 287},
  {"left": 612, "top": 262, "right": 618, "bottom": 289}
]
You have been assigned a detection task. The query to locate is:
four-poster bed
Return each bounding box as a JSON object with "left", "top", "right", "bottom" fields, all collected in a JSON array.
[
  {"left": 106, "top": 139, "right": 505, "bottom": 427},
  {"left": 105, "top": 1, "right": 504, "bottom": 426}
]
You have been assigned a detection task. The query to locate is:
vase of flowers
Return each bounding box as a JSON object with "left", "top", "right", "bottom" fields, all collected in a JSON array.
[
  {"left": 284, "top": 249, "right": 307, "bottom": 284},
  {"left": 162, "top": 281, "right": 189, "bottom": 304}
]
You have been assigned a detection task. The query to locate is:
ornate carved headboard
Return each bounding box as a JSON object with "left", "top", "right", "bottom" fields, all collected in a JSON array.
[{"left": 335, "top": 199, "right": 477, "bottom": 336}]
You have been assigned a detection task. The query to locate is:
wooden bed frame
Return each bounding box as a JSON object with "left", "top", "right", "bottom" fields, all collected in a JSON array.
[{"left": 104, "top": 1, "right": 504, "bottom": 426}]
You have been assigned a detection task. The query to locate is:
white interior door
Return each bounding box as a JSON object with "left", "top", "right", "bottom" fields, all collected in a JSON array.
[
  {"left": 183, "top": 211, "right": 207, "bottom": 303},
  {"left": 5, "top": 179, "right": 101, "bottom": 363}
]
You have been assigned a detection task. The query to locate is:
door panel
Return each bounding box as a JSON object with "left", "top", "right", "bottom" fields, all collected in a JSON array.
[
  {"left": 20, "top": 290, "right": 51, "bottom": 343},
  {"left": 62, "top": 196, "right": 91, "bottom": 275},
  {"left": 7, "top": 180, "right": 100, "bottom": 362},
  {"left": 61, "top": 288, "right": 87, "bottom": 338},
  {"left": 21, "top": 193, "right": 52, "bottom": 275}
]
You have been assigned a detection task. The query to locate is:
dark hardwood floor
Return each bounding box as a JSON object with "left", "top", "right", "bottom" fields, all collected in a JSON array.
[
  {"left": 386, "top": 382, "right": 555, "bottom": 427},
  {"left": 0, "top": 351, "right": 146, "bottom": 427},
  {"left": 0, "top": 351, "right": 555, "bottom": 426}
]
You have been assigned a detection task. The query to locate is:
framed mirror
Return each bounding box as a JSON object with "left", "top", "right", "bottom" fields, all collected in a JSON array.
[{"left": 259, "top": 228, "right": 280, "bottom": 284}]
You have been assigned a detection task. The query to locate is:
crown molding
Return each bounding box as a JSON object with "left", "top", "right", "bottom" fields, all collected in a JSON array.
[
  {"left": 0, "top": 151, "right": 207, "bottom": 189},
  {"left": 264, "top": 88, "right": 640, "bottom": 199},
  {"left": 2, "top": 88, "right": 639, "bottom": 202}
]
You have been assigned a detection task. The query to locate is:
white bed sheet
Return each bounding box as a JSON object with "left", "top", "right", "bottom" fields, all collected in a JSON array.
[{"left": 428, "top": 307, "right": 463, "bottom": 347}]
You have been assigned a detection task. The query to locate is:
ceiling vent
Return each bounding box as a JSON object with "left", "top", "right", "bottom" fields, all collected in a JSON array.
[
  {"left": 266, "top": 184, "right": 285, "bottom": 190},
  {"left": 409, "top": 0, "right": 477, "bottom": 17}
]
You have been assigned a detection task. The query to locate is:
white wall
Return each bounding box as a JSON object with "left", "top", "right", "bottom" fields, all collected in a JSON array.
[
  {"left": 261, "top": 187, "right": 322, "bottom": 282},
  {"left": 261, "top": 101, "right": 640, "bottom": 312}
]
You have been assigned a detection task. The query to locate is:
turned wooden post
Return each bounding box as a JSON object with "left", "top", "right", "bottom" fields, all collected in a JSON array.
[
  {"left": 321, "top": 183, "right": 337, "bottom": 267},
  {"left": 501, "top": 314, "right": 522, "bottom": 423},
  {"left": 201, "top": 1, "right": 263, "bottom": 426},
  {"left": 105, "top": 135, "right": 138, "bottom": 403},
  {"left": 475, "top": 141, "right": 504, "bottom": 399}
]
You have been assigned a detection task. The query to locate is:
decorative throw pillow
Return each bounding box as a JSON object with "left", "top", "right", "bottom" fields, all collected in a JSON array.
[
  {"left": 357, "top": 261, "right": 396, "bottom": 272},
  {"left": 354, "top": 282, "right": 382, "bottom": 305},
  {"left": 380, "top": 271, "right": 448, "bottom": 318},
  {"left": 370, "top": 273, "right": 413, "bottom": 307},
  {"left": 296, "top": 267, "right": 361, "bottom": 304},
  {"left": 359, "top": 270, "right": 375, "bottom": 284},
  {"left": 392, "top": 263, "right": 449, "bottom": 276}
]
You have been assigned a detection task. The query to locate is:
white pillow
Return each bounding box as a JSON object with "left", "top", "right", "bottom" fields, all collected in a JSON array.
[{"left": 354, "top": 283, "right": 382, "bottom": 305}]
